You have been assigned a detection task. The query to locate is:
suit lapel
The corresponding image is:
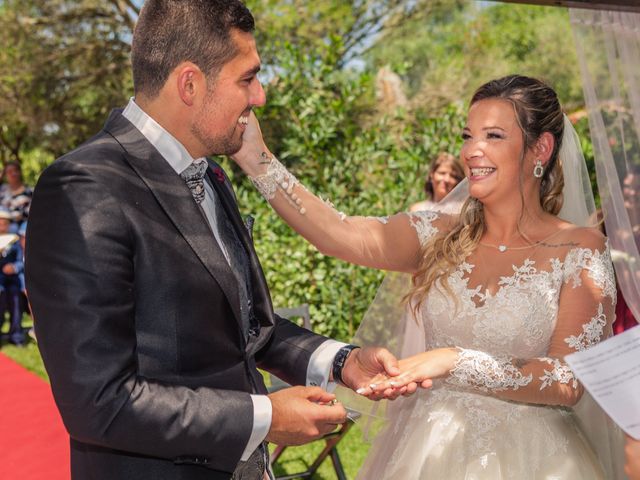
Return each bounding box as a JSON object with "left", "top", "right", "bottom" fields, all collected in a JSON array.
[{"left": 103, "top": 110, "right": 243, "bottom": 327}]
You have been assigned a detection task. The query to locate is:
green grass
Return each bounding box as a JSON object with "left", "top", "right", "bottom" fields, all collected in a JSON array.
[
  {"left": 270, "top": 423, "right": 371, "bottom": 479},
  {"left": 1, "top": 315, "right": 48, "bottom": 379},
  {"left": 2, "top": 316, "right": 370, "bottom": 479}
]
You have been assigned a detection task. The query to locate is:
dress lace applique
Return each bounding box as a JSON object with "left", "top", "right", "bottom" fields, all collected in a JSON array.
[
  {"left": 563, "top": 245, "right": 616, "bottom": 301},
  {"left": 539, "top": 358, "right": 578, "bottom": 389},
  {"left": 447, "top": 349, "right": 533, "bottom": 392},
  {"left": 564, "top": 302, "right": 608, "bottom": 351},
  {"left": 407, "top": 210, "right": 439, "bottom": 246}
]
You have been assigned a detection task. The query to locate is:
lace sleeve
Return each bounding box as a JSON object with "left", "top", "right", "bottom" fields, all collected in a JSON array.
[
  {"left": 446, "top": 233, "right": 616, "bottom": 407},
  {"left": 250, "top": 156, "right": 444, "bottom": 273}
]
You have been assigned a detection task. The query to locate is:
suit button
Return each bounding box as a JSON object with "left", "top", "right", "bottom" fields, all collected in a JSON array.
[{"left": 310, "top": 382, "right": 318, "bottom": 386}]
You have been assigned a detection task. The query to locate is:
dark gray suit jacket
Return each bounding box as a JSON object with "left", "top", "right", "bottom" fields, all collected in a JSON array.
[{"left": 25, "top": 110, "right": 328, "bottom": 479}]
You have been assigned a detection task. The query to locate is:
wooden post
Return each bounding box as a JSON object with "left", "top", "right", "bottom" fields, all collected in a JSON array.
[{"left": 486, "top": 0, "right": 640, "bottom": 13}]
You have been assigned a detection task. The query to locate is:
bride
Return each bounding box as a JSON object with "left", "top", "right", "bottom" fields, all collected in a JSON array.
[{"left": 231, "top": 75, "right": 624, "bottom": 479}]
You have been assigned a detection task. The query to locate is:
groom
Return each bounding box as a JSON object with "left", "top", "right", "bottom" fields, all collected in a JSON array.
[{"left": 25, "top": 1, "right": 402, "bottom": 479}]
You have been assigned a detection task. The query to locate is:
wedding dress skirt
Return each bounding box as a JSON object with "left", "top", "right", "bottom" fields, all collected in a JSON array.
[{"left": 356, "top": 385, "right": 605, "bottom": 480}]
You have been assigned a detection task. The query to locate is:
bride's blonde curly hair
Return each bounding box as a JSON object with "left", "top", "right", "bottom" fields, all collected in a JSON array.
[{"left": 407, "top": 75, "right": 566, "bottom": 310}]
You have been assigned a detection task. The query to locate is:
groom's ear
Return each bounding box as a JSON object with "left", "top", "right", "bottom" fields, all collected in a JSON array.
[
  {"left": 534, "top": 132, "right": 555, "bottom": 166},
  {"left": 175, "top": 62, "right": 204, "bottom": 107}
]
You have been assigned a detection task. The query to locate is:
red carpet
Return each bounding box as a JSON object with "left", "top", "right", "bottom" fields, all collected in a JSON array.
[{"left": 0, "top": 353, "right": 69, "bottom": 480}]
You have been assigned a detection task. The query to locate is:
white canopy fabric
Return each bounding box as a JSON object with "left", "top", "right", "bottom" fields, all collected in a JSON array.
[{"left": 570, "top": 8, "right": 640, "bottom": 327}]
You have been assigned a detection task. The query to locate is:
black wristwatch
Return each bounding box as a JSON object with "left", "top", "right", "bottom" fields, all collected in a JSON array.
[{"left": 332, "top": 344, "right": 360, "bottom": 386}]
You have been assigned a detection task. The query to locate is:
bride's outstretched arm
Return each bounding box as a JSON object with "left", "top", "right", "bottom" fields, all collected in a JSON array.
[
  {"left": 368, "top": 230, "right": 616, "bottom": 407},
  {"left": 231, "top": 113, "right": 447, "bottom": 273}
]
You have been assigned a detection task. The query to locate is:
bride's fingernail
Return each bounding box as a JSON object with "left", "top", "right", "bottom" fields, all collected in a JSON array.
[
  {"left": 389, "top": 381, "right": 398, "bottom": 387},
  {"left": 369, "top": 383, "right": 378, "bottom": 390},
  {"left": 356, "top": 388, "right": 366, "bottom": 395}
]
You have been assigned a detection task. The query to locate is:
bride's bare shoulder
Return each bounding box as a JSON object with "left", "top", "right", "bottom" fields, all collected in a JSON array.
[{"left": 554, "top": 222, "right": 607, "bottom": 251}]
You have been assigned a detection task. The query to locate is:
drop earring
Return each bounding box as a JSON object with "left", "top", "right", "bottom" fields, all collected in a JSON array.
[{"left": 533, "top": 159, "right": 544, "bottom": 178}]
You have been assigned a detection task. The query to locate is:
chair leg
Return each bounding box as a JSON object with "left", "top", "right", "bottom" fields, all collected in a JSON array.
[
  {"left": 270, "top": 444, "right": 286, "bottom": 464},
  {"left": 271, "top": 421, "right": 354, "bottom": 480},
  {"left": 306, "top": 437, "right": 337, "bottom": 475},
  {"left": 330, "top": 448, "right": 347, "bottom": 480}
]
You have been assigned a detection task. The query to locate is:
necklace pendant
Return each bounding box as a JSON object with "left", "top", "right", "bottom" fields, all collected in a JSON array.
[{"left": 498, "top": 245, "right": 507, "bottom": 252}]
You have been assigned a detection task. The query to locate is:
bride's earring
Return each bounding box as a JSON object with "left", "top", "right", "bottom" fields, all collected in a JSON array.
[{"left": 533, "top": 159, "right": 544, "bottom": 178}]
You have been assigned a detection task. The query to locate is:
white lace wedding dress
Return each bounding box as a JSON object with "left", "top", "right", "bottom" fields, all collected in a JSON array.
[
  {"left": 353, "top": 211, "right": 620, "bottom": 480},
  {"left": 246, "top": 152, "right": 624, "bottom": 479}
]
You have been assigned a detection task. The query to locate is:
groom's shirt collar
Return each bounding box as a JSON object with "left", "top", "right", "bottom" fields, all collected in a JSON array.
[{"left": 122, "top": 98, "right": 204, "bottom": 174}]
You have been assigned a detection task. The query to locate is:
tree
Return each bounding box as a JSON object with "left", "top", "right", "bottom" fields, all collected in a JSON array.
[
  {"left": 0, "top": 0, "right": 441, "bottom": 177},
  {"left": 367, "top": 2, "right": 584, "bottom": 113},
  {"left": 0, "top": 0, "right": 136, "bottom": 177},
  {"left": 247, "top": 0, "right": 451, "bottom": 69}
]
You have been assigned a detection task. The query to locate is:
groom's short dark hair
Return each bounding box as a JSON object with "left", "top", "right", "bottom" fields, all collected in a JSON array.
[{"left": 132, "top": 0, "right": 255, "bottom": 98}]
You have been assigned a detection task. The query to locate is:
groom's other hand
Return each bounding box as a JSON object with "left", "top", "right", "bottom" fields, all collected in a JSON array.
[
  {"left": 340, "top": 347, "right": 410, "bottom": 400},
  {"left": 267, "top": 386, "right": 347, "bottom": 446},
  {"left": 626, "top": 435, "right": 640, "bottom": 480}
]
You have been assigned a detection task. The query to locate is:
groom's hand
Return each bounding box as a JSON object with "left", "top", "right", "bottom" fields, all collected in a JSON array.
[
  {"left": 340, "top": 347, "right": 411, "bottom": 401},
  {"left": 266, "top": 386, "right": 347, "bottom": 446}
]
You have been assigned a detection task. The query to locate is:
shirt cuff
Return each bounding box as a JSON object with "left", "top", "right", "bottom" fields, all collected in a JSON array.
[
  {"left": 241, "top": 395, "right": 272, "bottom": 461},
  {"left": 307, "top": 339, "right": 347, "bottom": 393}
]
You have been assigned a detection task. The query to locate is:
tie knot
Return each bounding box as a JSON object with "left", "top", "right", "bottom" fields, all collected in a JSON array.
[{"left": 181, "top": 160, "right": 208, "bottom": 204}]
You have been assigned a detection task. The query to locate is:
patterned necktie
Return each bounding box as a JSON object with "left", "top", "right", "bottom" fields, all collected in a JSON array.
[{"left": 180, "top": 159, "right": 208, "bottom": 204}]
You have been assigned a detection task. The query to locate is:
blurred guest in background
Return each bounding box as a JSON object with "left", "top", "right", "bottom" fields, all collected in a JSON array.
[
  {"left": 0, "top": 161, "right": 33, "bottom": 233},
  {"left": 409, "top": 152, "right": 464, "bottom": 212},
  {"left": 0, "top": 208, "right": 25, "bottom": 346}
]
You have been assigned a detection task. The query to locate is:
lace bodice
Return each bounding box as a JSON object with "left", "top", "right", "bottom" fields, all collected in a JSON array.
[
  {"left": 423, "top": 248, "right": 614, "bottom": 357},
  {"left": 408, "top": 210, "right": 616, "bottom": 405}
]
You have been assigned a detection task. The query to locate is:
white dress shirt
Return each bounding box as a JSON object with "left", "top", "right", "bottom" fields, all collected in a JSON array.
[{"left": 122, "top": 99, "right": 344, "bottom": 460}]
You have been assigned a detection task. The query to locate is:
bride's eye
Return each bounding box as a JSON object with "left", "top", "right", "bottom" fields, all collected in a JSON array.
[
  {"left": 461, "top": 132, "right": 471, "bottom": 141},
  {"left": 487, "top": 132, "right": 505, "bottom": 139}
]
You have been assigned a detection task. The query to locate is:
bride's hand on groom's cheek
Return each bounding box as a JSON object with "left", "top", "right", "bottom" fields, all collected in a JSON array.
[{"left": 230, "top": 112, "right": 270, "bottom": 177}]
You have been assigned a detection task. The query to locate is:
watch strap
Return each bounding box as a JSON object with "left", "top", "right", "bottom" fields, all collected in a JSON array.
[{"left": 332, "top": 344, "right": 359, "bottom": 386}]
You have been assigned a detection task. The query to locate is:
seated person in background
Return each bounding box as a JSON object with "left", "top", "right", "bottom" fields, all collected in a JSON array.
[
  {"left": 0, "top": 208, "right": 25, "bottom": 346},
  {"left": 409, "top": 152, "right": 464, "bottom": 212}
]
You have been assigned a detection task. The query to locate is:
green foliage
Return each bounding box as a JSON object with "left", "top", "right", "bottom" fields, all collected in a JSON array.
[
  {"left": 368, "top": 2, "right": 584, "bottom": 113},
  {"left": 246, "top": 0, "right": 440, "bottom": 68},
  {"left": 0, "top": 0, "right": 134, "bottom": 164}
]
